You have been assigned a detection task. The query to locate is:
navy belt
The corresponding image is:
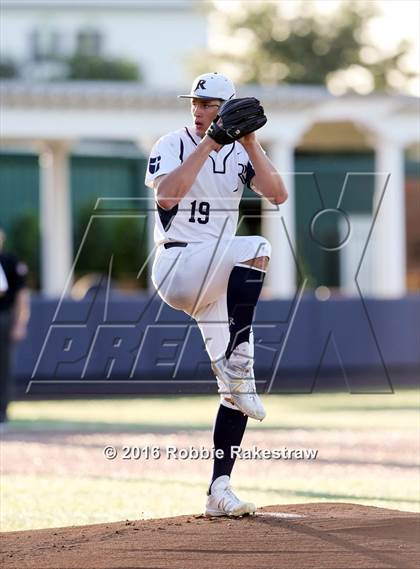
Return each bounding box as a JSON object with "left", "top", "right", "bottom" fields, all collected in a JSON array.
[{"left": 164, "top": 242, "right": 188, "bottom": 250}]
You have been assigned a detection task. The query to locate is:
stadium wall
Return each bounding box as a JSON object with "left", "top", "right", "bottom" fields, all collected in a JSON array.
[{"left": 15, "top": 295, "right": 420, "bottom": 397}]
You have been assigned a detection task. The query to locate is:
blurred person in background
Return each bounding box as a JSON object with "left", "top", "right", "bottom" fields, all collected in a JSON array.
[{"left": 0, "top": 228, "right": 30, "bottom": 425}]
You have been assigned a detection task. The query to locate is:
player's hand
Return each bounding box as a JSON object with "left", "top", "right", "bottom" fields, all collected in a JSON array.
[
  {"left": 11, "top": 324, "right": 27, "bottom": 342},
  {"left": 238, "top": 132, "right": 258, "bottom": 148},
  {"left": 202, "top": 134, "right": 223, "bottom": 153}
]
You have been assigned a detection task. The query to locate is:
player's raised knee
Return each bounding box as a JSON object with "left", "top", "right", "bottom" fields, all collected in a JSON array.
[{"left": 162, "top": 288, "right": 192, "bottom": 312}]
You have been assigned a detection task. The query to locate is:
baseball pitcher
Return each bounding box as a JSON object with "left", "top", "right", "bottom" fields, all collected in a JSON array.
[{"left": 145, "top": 72, "right": 288, "bottom": 516}]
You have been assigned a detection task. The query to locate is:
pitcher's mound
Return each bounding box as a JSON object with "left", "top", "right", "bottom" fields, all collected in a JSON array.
[{"left": 1, "top": 503, "right": 419, "bottom": 569}]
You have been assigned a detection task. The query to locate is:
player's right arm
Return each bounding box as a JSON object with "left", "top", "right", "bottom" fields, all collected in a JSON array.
[{"left": 146, "top": 133, "right": 221, "bottom": 211}]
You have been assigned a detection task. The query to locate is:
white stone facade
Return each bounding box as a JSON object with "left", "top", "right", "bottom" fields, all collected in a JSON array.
[{"left": 0, "top": 0, "right": 207, "bottom": 86}]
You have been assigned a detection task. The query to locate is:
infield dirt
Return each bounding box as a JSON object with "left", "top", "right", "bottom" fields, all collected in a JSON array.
[{"left": 1, "top": 503, "right": 419, "bottom": 569}]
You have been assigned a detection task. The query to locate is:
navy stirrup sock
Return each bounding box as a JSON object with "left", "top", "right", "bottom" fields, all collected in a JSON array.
[
  {"left": 209, "top": 404, "right": 248, "bottom": 493},
  {"left": 225, "top": 265, "right": 265, "bottom": 359}
]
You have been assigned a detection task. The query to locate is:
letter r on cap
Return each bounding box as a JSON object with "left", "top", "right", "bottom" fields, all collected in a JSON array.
[{"left": 195, "top": 79, "right": 206, "bottom": 90}]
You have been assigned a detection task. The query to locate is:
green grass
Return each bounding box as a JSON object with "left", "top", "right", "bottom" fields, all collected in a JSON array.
[
  {"left": 2, "top": 471, "right": 418, "bottom": 532},
  {"left": 1, "top": 391, "right": 419, "bottom": 531},
  {"left": 7, "top": 390, "right": 420, "bottom": 432}
]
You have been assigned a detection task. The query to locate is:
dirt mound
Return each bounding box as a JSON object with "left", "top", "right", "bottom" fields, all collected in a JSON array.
[{"left": 1, "top": 503, "right": 419, "bottom": 569}]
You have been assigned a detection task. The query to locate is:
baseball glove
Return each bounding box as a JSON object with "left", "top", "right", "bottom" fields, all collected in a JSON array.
[{"left": 206, "top": 97, "right": 267, "bottom": 145}]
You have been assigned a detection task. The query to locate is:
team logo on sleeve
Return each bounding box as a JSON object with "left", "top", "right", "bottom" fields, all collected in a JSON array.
[{"left": 149, "top": 155, "right": 161, "bottom": 174}]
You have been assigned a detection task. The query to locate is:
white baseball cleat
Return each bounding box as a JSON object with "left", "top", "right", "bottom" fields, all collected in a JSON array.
[
  {"left": 211, "top": 342, "right": 266, "bottom": 421},
  {"left": 205, "top": 475, "right": 256, "bottom": 517}
]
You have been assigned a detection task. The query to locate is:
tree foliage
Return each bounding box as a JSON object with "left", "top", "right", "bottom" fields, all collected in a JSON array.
[
  {"left": 67, "top": 54, "right": 141, "bottom": 81},
  {"left": 200, "top": 0, "right": 415, "bottom": 93},
  {"left": 8, "top": 213, "right": 40, "bottom": 289},
  {"left": 0, "top": 59, "right": 18, "bottom": 79},
  {"left": 74, "top": 204, "right": 148, "bottom": 290}
]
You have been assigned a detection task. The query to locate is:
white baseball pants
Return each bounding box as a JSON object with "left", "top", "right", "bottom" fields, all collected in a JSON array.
[{"left": 151, "top": 236, "right": 271, "bottom": 406}]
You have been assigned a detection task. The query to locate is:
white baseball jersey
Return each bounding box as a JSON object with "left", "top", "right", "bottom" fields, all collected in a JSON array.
[{"left": 145, "top": 127, "right": 256, "bottom": 246}]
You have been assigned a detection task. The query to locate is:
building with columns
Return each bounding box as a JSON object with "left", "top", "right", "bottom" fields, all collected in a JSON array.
[
  {"left": 0, "top": 0, "right": 206, "bottom": 86},
  {"left": 0, "top": 81, "right": 419, "bottom": 300}
]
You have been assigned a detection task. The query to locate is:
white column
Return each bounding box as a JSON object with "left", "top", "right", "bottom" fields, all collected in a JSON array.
[
  {"left": 136, "top": 137, "right": 156, "bottom": 293},
  {"left": 39, "top": 141, "right": 73, "bottom": 297},
  {"left": 371, "top": 137, "right": 406, "bottom": 297},
  {"left": 262, "top": 140, "right": 296, "bottom": 298}
]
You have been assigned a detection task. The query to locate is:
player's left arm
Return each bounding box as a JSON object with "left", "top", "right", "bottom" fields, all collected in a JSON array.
[
  {"left": 240, "top": 133, "right": 288, "bottom": 205},
  {"left": 11, "top": 288, "right": 30, "bottom": 341},
  {"left": 11, "top": 259, "right": 30, "bottom": 342}
]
